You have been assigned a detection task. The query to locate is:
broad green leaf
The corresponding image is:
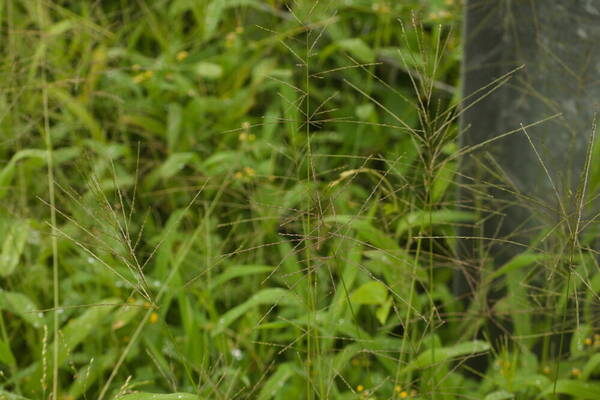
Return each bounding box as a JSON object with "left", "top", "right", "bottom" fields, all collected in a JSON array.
[
  {"left": 0, "top": 148, "right": 79, "bottom": 198},
  {"left": 0, "top": 390, "right": 30, "bottom": 400},
  {"left": 119, "top": 114, "right": 165, "bottom": 137},
  {"left": 166, "top": 103, "right": 183, "bottom": 152},
  {"left": 539, "top": 380, "right": 600, "bottom": 399},
  {"left": 117, "top": 393, "right": 199, "bottom": 400},
  {"left": 57, "top": 298, "right": 120, "bottom": 363},
  {"left": 0, "top": 290, "right": 44, "bottom": 328},
  {"left": 210, "top": 265, "right": 273, "bottom": 289},
  {"left": 490, "top": 252, "right": 543, "bottom": 280},
  {"left": 0, "top": 338, "right": 16, "bottom": 366},
  {"left": 212, "top": 288, "right": 299, "bottom": 335},
  {"left": 431, "top": 161, "right": 456, "bottom": 202},
  {"left": 396, "top": 209, "right": 474, "bottom": 237},
  {"left": 256, "top": 363, "right": 294, "bottom": 400},
  {"left": 583, "top": 353, "right": 600, "bottom": 380},
  {"left": 50, "top": 88, "right": 104, "bottom": 141},
  {"left": 195, "top": 62, "right": 223, "bottom": 80},
  {"left": 338, "top": 38, "right": 375, "bottom": 63},
  {"left": 375, "top": 297, "right": 393, "bottom": 324},
  {"left": 68, "top": 349, "right": 117, "bottom": 398},
  {"left": 570, "top": 324, "right": 592, "bottom": 357},
  {"left": 484, "top": 390, "right": 514, "bottom": 400},
  {"left": 349, "top": 281, "right": 387, "bottom": 306},
  {"left": 145, "top": 153, "right": 200, "bottom": 188},
  {"left": 325, "top": 215, "right": 398, "bottom": 250},
  {"left": 204, "top": 0, "right": 226, "bottom": 40},
  {"left": 404, "top": 340, "right": 490, "bottom": 372},
  {"left": 0, "top": 221, "right": 29, "bottom": 276},
  {"left": 111, "top": 301, "right": 144, "bottom": 330}
]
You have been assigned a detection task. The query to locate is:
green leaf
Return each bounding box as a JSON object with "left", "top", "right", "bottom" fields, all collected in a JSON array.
[
  {"left": 325, "top": 215, "right": 399, "bottom": 250},
  {"left": 0, "top": 390, "right": 31, "bottom": 400},
  {"left": 57, "top": 298, "right": 120, "bottom": 363},
  {"left": 396, "top": 209, "right": 474, "bottom": 237},
  {"left": 145, "top": 153, "right": 200, "bottom": 188},
  {"left": 195, "top": 62, "right": 223, "bottom": 80},
  {"left": 404, "top": 340, "right": 490, "bottom": 372},
  {"left": 117, "top": 393, "right": 199, "bottom": 400},
  {"left": 583, "top": 353, "right": 600, "bottom": 380},
  {"left": 0, "top": 221, "right": 29, "bottom": 276},
  {"left": 50, "top": 88, "right": 105, "bottom": 141},
  {"left": 166, "top": 103, "right": 183, "bottom": 152},
  {"left": 210, "top": 265, "right": 274, "bottom": 290},
  {"left": 212, "top": 288, "right": 299, "bottom": 335},
  {"left": 484, "top": 390, "right": 514, "bottom": 400},
  {"left": 490, "top": 252, "right": 543, "bottom": 280},
  {"left": 570, "top": 324, "right": 592, "bottom": 357},
  {"left": 256, "top": 363, "right": 294, "bottom": 400},
  {"left": 0, "top": 148, "right": 79, "bottom": 199},
  {"left": 0, "top": 290, "right": 44, "bottom": 328},
  {"left": 338, "top": 38, "right": 375, "bottom": 63},
  {"left": 539, "top": 380, "right": 600, "bottom": 399},
  {"left": 376, "top": 297, "right": 393, "bottom": 324},
  {"left": 0, "top": 338, "right": 16, "bottom": 366},
  {"left": 431, "top": 161, "right": 456, "bottom": 202},
  {"left": 349, "top": 281, "right": 388, "bottom": 306}
]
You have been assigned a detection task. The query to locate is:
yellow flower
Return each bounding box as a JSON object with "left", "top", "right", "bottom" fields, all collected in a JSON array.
[
  {"left": 585, "top": 337, "right": 593, "bottom": 346},
  {"left": 356, "top": 384, "right": 364, "bottom": 392},
  {"left": 394, "top": 385, "right": 402, "bottom": 393},
  {"left": 572, "top": 367, "right": 582, "bottom": 377},
  {"left": 149, "top": 312, "right": 159, "bottom": 324},
  {"left": 400, "top": 391, "right": 408, "bottom": 399},
  {"left": 243, "top": 167, "right": 256, "bottom": 177},
  {"left": 542, "top": 365, "right": 551, "bottom": 374},
  {"left": 176, "top": 50, "right": 189, "bottom": 62},
  {"left": 132, "top": 70, "right": 154, "bottom": 84}
]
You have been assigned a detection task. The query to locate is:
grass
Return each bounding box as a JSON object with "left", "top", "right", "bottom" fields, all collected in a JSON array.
[{"left": 2, "top": 0, "right": 600, "bottom": 399}]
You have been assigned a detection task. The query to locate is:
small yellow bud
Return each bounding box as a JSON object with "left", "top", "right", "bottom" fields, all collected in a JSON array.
[
  {"left": 356, "top": 384, "right": 364, "bottom": 392},
  {"left": 149, "top": 312, "right": 159, "bottom": 324},
  {"left": 244, "top": 167, "right": 255, "bottom": 177},
  {"left": 543, "top": 365, "right": 551, "bottom": 374},
  {"left": 585, "top": 337, "right": 593, "bottom": 346},
  {"left": 394, "top": 385, "right": 402, "bottom": 392},
  {"left": 176, "top": 50, "right": 189, "bottom": 62},
  {"left": 400, "top": 391, "right": 408, "bottom": 399},
  {"left": 572, "top": 367, "right": 582, "bottom": 377}
]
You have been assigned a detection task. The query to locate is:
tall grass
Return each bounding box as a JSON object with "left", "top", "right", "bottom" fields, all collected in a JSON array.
[{"left": 2, "top": 1, "right": 600, "bottom": 399}]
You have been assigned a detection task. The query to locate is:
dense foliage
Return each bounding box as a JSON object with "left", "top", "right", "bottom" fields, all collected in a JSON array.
[{"left": 2, "top": 1, "right": 600, "bottom": 399}]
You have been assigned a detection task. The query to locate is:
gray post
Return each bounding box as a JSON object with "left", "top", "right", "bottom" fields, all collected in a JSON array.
[{"left": 456, "top": 0, "right": 600, "bottom": 295}]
